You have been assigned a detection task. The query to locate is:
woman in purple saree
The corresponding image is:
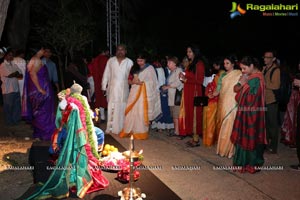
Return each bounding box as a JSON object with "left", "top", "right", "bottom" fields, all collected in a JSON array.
[{"left": 22, "top": 48, "right": 56, "bottom": 141}]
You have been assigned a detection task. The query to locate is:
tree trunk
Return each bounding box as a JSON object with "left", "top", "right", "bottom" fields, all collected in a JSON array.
[
  {"left": 0, "top": 0, "right": 10, "bottom": 40},
  {"left": 6, "top": 0, "right": 30, "bottom": 49}
]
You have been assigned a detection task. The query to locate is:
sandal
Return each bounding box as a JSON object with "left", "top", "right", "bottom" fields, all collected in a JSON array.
[
  {"left": 290, "top": 164, "right": 300, "bottom": 171},
  {"left": 186, "top": 140, "right": 200, "bottom": 147},
  {"left": 246, "top": 165, "right": 259, "bottom": 174},
  {"left": 176, "top": 135, "right": 186, "bottom": 140}
]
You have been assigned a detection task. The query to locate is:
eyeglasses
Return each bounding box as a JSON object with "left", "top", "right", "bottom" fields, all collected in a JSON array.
[{"left": 262, "top": 56, "right": 273, "bottom": 59}]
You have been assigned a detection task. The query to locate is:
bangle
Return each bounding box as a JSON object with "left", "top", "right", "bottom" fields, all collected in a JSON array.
[{"left": 236, "top": 82, "right": 241, "bottom": 86}]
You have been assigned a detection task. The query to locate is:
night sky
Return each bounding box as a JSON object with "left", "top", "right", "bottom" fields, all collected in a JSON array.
[
  {"left": 1, "top": 0, "right": 299, "bottom": 66},
  {"left": 137, "top": 0, "right": 299, "bottom": 66}
]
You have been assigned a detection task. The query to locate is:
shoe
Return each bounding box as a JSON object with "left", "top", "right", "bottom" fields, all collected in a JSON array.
[
  {"left": 168, "top": 132, "right": 178, "bottom": 137},
  {"left": 176, "top": 135, "right": 186, "bottom": 140},
  {"left": 246, "top": 165, "right": 260, "bottom": 174},
  {"left": 186, "top": 140, "right": 200, "bottom": 147},
  {"left": 290, "top": 164, "right": 300, "bottom": 171}
]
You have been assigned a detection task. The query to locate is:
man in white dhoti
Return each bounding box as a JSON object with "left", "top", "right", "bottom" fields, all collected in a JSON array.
[{"left": 101, "top": 44, "right": 133, "bottom": 134}]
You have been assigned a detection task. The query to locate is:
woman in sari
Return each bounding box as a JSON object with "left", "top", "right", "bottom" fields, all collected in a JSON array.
[
  {"left": 231, "top": 56, "right": 267, "bottom": 173},
  {"left": 178, "top": 45, "right": 205, "bottom": 147},
  {"left": 214, "top": 55, "right": 241, "bottom": 158},
  {"left": 202, "top": 59, "right": 225, "bottom": 146},
  {"left": 281, "top": 61, "right": 300, "bottom": 148},
  {"left": 120, "top": 53, "right": 161, "bottom": 139},
  {"left": 22, "top": 48, "right": 56, "bottom": 141},
  {"left": 151, "top": 58, "right": 174, "bottom": 132}
]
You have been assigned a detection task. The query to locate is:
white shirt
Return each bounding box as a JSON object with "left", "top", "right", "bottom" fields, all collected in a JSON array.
[
  {"left": 13, "top": 57, "right": 26, "bottom": 97},
  {"left": 102, "top": 56, "right": 133, "bottom": 102},
  {"left": 0, "top": 60, "right": 21, "bottom": 94}
]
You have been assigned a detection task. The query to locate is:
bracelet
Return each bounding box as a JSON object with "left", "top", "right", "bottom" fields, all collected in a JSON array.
[{"left": 236, "top": 82, "right": 242, "bottom": 86}]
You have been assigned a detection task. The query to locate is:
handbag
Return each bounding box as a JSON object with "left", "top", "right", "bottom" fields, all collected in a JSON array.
[
  {"left": 174, "top": 88, "right": 182, "bottom": 106},
  {"left": 194, "top": 74, "right": 208, "bottom": 107},
  {"left": 194, "top": 96, "right": 208, "bottom": 107}
]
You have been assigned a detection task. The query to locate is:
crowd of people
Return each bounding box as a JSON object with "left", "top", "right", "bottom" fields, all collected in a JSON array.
[{"left": 0, "top": 43, "right": 300, "bottom": 198}]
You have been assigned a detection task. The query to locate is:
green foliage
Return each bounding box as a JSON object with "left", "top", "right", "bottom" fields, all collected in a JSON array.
[
  {"left": 30, "top": 0, "right": 104, "bottom": 59},
  {"left": 34, "top": 9, "right": 95, "bottom": 59}
]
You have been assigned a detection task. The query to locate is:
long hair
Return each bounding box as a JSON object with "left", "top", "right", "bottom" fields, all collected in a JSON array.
[
  {"left": 186, "top": 44, "right": 209, "bottom": 74},
  {"left": 224, "top": 54, "right": 239, "bottom": 70}
]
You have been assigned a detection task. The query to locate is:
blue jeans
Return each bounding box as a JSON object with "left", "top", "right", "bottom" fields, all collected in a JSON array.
[{"left": 3, "top": 92, "right": 21, "bottom": 125}]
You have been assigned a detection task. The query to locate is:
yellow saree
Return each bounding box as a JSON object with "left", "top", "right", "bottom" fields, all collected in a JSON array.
[
  {"left": 216, "top": 69, "right": 241, "bottom": 158},
  {"left": 203, "top": 70, "right": 225, "bottom": 147}
]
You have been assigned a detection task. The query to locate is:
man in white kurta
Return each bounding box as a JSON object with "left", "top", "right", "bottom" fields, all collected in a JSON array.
[{"left": 101, "top": 45, "right": 133, "bottom": 134}]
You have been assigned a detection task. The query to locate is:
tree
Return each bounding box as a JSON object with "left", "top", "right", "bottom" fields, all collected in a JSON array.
[
  {"left": 5, "top": 0, "right": 30, "bottom": 49},
  {"left": 35, "top": 10, "right": 95, "bottom": 60},
  {"left": 29, "top": 0, "right": 102, "bottom": 89},
  {"left": 0, "top": 0, "right": 10, "bottom": 41}
]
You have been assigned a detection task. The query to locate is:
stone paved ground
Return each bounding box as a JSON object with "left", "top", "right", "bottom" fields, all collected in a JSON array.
[
  {"left": 0, "top": 105, "right": 300, "bottom": 200},
  {"left": 107, "top": 125, "right": 300, "bottom": 200}
]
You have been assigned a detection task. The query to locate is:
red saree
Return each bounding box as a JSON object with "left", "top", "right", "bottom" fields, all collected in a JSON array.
[
  {"left": 231, "top": 72, "right": 267, "bottom": 150},
  {"left": 281, "top": 89, "right": 300, "bottom": 146}
]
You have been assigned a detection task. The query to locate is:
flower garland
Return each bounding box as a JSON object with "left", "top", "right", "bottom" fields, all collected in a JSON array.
[
  {"left": 59, "top": 89, "right": 100, "bottom": 159},
  {"left": 66, "top": 97, "right": 87, "bottom": 129},
  {"left": 71, "top": 93, "right": 100, "bottom": 159}
]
